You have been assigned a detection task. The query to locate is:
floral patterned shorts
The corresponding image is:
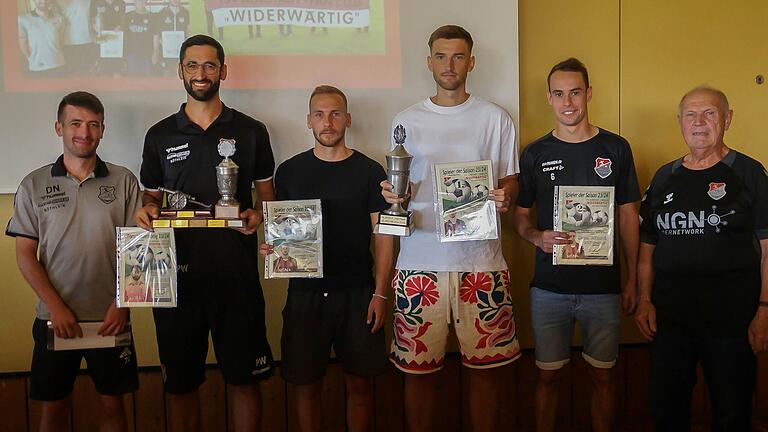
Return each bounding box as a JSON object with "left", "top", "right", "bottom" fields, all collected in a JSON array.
[{"left": 389, "top": 270, "right": 521, "bottom": 373}]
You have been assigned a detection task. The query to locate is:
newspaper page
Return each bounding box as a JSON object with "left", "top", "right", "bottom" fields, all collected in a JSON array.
[
  {"left": 433, "top": 160, "right": 498, "bottom": 242},
  {"left": 552, "top": 186, "right": 615, "bottom": 265},
  {"left": 263, "top": 199, "right": 323, "bottom": 279},
  {"left": 116, "top": 227, "right": 178, "bottom": 307}
]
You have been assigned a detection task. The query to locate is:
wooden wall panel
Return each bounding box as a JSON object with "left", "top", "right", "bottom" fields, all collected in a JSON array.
[
  {"left": 0, "top": 377, "right": 27, "bottom": 432},
  {"left": 1, "top": 349, "right": 766, "bottom": 431}
]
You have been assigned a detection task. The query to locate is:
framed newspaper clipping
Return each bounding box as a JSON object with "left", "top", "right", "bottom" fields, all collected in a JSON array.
[
  {"left": 433, "top": 160, "right": 498, "bottom": 242},
  {"left": 552, "top": 186, "right": 615, "bottom": 266},
  {"left": 116, "top": 227, "right": 178, "bottom": 307},
  {"left": 263, "top": 199, "right": 323, "bottom": 279}
]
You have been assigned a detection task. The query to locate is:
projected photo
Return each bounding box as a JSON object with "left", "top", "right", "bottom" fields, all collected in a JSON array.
[{"left": 1, "top": 0, "right": 400, "bottom": 91}]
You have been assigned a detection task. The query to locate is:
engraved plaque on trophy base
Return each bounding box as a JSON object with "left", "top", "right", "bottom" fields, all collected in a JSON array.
[
  {"left": 374, "top": 211, "right": 414, "bottom": 236},
  {"left": 215, "top": 203, "right": 241, "bottom": 220},
  {"left": 152, "top": 218, "right": 245, "bottom": 229}
]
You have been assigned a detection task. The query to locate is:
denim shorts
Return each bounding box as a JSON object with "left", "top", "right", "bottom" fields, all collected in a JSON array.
[{"left": 530, "top": 287, "right": 620, "bottom": 370}]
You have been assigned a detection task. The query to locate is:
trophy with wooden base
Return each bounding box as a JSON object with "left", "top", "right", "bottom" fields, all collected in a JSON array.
[
  {"left": 152, "top": 139, "right": 246, "bottom": 229},
  {"left": 374, "top": 124, "right": 414, "bottom": 236}
]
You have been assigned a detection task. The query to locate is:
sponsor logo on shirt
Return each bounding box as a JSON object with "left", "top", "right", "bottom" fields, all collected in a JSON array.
[
  {"left": 594, "top": 157, "right": 612, "bottom": 179},
  {"left": 39, "top": 184, "right": 69, "bottom": 212},
  {"left": 98, "top": 185, "right": 117, "bottom": 204},
  {"left": 707, "top": 182, "right": 726, "bottom": 200},
  {"left": 166, "top": 143, "right": 190, "bottom": 164},
  {"left": 654, "top": 205, "right": 735, "bottom": 235},
  {"left": 542, "top": 159, "right": 564, "bottom": 180}
]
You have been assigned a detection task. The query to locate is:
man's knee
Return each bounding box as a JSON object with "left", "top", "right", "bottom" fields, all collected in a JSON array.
[
  {"left": 100, "top": 394, "right": 127, "bottom": 417},
  {"left": 344, "top": 374, "right": 373, "bottom": 399},
  {"left": 537, "top": 368, "right": 564, "bottom": 387},
  {"left": 586, "top": 365, "right": 614, "bottom": 389}
]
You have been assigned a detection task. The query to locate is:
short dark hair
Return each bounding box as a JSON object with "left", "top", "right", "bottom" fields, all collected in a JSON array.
[
  {"left": 179, "top": 34, "right": 225, "bottom": 65},
  {"left": 57, "top": 91, "right": 104, "bottom": 122},
  {"left": 428, "top": 25, "right": 473, "bottom": 52},
  {"left": 309, "top": 85, "right": 348, "bottom": 111},
  {"left": 547, "top": 57, "right": 589, "bottom": 91}
]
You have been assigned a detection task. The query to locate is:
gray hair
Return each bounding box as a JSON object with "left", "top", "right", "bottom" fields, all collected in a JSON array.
[{"left": 678, "top": 85, "right": 730, "bottom": 116}]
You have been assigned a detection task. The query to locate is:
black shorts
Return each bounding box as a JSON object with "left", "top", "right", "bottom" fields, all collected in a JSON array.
[
  {"left": 281, "top": 286, "right": 387, "bottom": 385},
  {"left": 153, "top": 275, "right": 273, "bottom": 394},
  {"left": 30, "top": 319, "right": 138, "bottom": 401}
]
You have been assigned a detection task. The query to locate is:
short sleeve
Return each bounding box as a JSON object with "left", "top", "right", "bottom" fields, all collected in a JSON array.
[
  {"left": 367, "top": 160, "right": 388, "bottom": 213},
  {"left": 139, "top": 132, "right": 163, "bottom": 190},
  {"left": 499, "top": 111, "right": 519, "bottom": 177},
  {"left": 274, "top": 163, "right": 289, "bottom": 200},
  {"left": 615, "top": 139, "right": 641, "bottom": 205},
  {"left": 639, "top": 183, "right": 658, "bottom": 245},
  {"left": 748, "top": 163, "right": 768, "bottom": 240},
  {"left": 18, "top": 16, "right": 28, "bottom": 40},
  {"left": 123, "top": 173, "right": 142, "bottom": 226},
  {"left": 516, "top": 146, "right": 537, "bottom": 208},
  {"left": 6, "top": 180, "right": 39, "bottom": 240},
  {"left": 253, "top": 122, "right": 275, "bottom": 182}
]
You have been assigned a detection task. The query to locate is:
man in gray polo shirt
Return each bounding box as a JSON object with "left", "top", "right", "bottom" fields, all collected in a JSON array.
[{"left": 6, "top": 91, "right": 141, "bottom": 431}]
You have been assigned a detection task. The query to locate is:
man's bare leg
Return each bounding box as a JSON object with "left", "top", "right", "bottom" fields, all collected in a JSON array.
[
  {"left": 535, "top": 368, "right": 563, "bottom": 432},
  {"left": 587, "top": 365, "right": 615, "bottom": 432},
  {"left": 167, "top": 391, "right": 201, "bottom": 432},
  {"left": 404, "top": 371, "right": 439, "bottom": 432},
  {"left": 230, "top": 383, "right": 262, "bottom": 432},
  {"left": 99, "top": 394, "right": 128, "bottom": 432},
  {"left": 39, "top": 398, "right": 71, "bottom": 432},
  {"left": 344, "top": 374, "right": 375, "bottom": 432},
  {"left": 467, "top": 366, "right": 507, "bottom": 432},
  {"left": 293, "top": 380, "right": 323, "bottom": 432}
]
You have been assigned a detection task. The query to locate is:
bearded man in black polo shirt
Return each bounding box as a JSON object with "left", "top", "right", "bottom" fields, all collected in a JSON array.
[
  {"left": 135, "top": 34, "right": 275, "bottom": 432},
  {"left": 635, "top": 86, "right": 768, "bottom": 431}
]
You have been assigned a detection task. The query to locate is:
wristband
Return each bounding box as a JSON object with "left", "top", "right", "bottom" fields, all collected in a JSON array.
[{"left": 372, "top": 293, "right": 388, "bottom": 300}]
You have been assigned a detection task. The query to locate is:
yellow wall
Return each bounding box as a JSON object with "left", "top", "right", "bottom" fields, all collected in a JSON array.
[{"left": 3, "top": 0, "right": 767, "bottom": 371}]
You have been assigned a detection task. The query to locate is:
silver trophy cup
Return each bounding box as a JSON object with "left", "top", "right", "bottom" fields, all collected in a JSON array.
[
  {"left": 215, "top": 157, "right": 241, "bottom": 219},
  {"left": 374, "top": 124, "right": 414, "bottom": 236},
  {"left": 383, "top": 141, "right": 413, "bottom": 216}
]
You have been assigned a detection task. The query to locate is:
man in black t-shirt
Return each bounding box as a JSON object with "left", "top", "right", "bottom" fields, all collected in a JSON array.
[
  {"left": 635, "top": 86, "right": 768, "bottom": 431},
  {"left": 123, "top": 0, "right": 153, "bottom": 76},
  {"left": 261, "top": 85, "right": 393, "bottom": 432},
  {"left": 135, "top": 35, "right": 275, "bottom": 432},
  {"left": 512, "top": 58, "right": 640, "bottom": 432},
  {"left": 152, "top": 0, "right": 189, "bottom": 75},
  {"left": 91, "top": 0, "right": 125, "bottom": 75}
]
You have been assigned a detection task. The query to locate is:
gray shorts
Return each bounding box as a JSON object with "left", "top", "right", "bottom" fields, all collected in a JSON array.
[{"left": 530, "top": 287, "right": 621, "bottom": 370}]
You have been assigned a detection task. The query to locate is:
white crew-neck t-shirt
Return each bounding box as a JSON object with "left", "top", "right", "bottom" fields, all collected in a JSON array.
[
  {"left": 392, "top": 95, "right": 519, "bottom": 272},
  {"left": 57, "top": 0, "right": 93, "bottom": 45}
]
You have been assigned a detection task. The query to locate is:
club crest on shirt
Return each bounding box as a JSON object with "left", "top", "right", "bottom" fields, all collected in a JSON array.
[
  {"left": 594, "top": 157, "right": 612, "bottom": 179},
  {"left": 707, "top": 182, "right": 726, "bottom": 200},
  {"left": 98, "top": 186, "right": 116, "bottom": 204}
]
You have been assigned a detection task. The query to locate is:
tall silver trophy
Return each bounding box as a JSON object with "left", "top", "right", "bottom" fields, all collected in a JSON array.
[
  {"left": 374, "top": 124, "right": 414, "bottom": 236},
  {"left": 215, "top": 138, "right": 242, "bottom": 220}
]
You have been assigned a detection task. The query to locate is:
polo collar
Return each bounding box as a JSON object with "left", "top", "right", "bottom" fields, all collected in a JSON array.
[
  {"left": 51, "top": 155, "right": 109, "bottom": 178},
  {"left": 175, "top": 102, "right": 234, "bottom": 131}
]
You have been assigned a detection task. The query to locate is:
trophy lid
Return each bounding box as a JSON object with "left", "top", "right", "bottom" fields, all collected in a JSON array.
[
  {"left": 217, "top": 157, "right": 239, "bottom": 169},
  {"left": 387, "top": 144, "right": 412, "bottom": 159}
]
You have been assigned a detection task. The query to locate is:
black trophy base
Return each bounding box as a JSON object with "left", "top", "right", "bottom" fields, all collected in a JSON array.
[{"left": 374, "top": 211, "right": 413, "bottom": 236}]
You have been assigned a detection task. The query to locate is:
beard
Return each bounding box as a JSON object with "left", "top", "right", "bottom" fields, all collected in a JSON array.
[
  {"left": 313, "top": 129, "right": 345, "bottom": 148},
  {"left": 184, "top": 78, "right": 220, "bottom": 102}
]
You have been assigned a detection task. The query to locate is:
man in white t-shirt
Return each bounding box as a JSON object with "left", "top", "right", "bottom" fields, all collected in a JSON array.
[
  {"left": 381, "top": 24, "right": 520, "bottom": 432},
  {"left": 56, "top": 0, "right": 95, "bottom": 74},
  {"left": 18, "top": 0, "right": 66, "bottom": 76}
]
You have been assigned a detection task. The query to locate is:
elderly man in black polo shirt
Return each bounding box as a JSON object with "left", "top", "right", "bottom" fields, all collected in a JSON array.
[{"left": 135, "top": 35, "right": 275, "bottom": 432}]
